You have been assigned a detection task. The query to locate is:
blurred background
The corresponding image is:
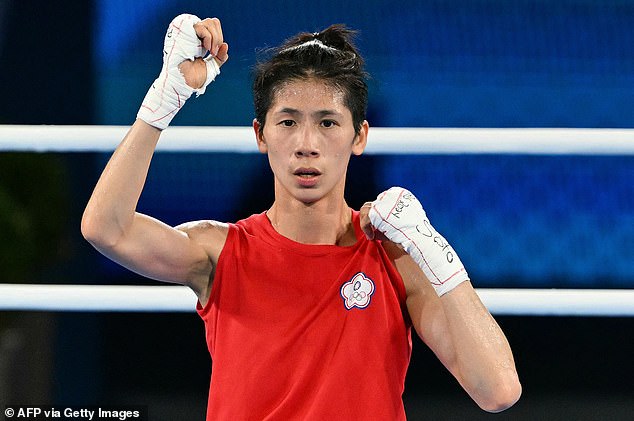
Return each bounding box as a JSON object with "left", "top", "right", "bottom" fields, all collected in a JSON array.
[{"left": 0, "top": 0, "right": 632, "bottom": 419}]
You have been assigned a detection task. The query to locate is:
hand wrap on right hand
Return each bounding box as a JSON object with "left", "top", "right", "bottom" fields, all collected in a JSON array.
[
  {"left": 369, "top": 187, "right": 470, "bottom": 296},
  {"left": 137, "top": 14, "right": 220, "bottom": 130}
]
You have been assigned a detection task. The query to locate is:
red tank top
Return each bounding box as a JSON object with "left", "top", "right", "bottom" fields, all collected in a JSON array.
[{"left": 197, "top": 211, "right": 412, "bottom": 420}]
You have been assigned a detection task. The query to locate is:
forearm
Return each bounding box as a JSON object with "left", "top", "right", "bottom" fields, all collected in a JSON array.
[
  {"left": 388, "top": 243, "right": 521, "bottom": 412},
  {"left": 81, "top": 120, "right": 160, "bottom": 246},
  {"left": 440, "top": 282, "right": 521, "bottom": 412},
  {"left": 367, "top": 188, "right": 521, "bottom": 411}
]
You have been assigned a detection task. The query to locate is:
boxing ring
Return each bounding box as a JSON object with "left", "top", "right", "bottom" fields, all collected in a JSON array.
[
  {"left": 1, "top": 125, "right": 633, "bottom": 317},
  {"left": 1, "top": 284, "right": 633, "bottom": 316}
]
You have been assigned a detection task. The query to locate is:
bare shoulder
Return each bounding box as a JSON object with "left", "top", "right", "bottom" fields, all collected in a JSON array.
[
  {"left": 177, "top": 219, "right": 229, "bottom": 236},
  {"left": 176, "top": 219, "right": 229, "bottom": 262}
]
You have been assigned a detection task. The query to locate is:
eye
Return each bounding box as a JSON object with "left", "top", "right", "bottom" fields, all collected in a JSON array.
[
  {"left": 278, "top": 120, "right": 295, "bottom": 127},
  {"left": 321, "top": 119, "right": 338, "bottom": 128}
]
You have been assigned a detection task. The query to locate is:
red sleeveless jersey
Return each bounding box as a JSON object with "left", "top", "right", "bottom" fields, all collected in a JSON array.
[{"left": 197, "top": 211, "right": 412, "bottom": 420}]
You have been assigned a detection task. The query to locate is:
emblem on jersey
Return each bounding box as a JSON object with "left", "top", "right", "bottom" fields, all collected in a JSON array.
[{"left": 340, "top": 272, "right": 375, "bottom": 310}]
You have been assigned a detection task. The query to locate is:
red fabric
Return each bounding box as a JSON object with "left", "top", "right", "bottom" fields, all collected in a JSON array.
[{"left": 197, "top": 211, "right": 412, "bottom": 420}]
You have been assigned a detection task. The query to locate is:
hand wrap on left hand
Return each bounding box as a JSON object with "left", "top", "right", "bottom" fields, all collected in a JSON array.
[{"left": 369, "top": 187, "right": 470, "bottom": 296}]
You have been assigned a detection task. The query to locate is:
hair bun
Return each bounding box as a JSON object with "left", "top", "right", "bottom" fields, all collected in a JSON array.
[{"left": 314, "top": 24, "right": 358, "bottom": 54}]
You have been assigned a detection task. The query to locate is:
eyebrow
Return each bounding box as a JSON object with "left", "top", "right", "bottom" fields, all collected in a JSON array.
[{"left": 275, "top": 108, "right": 343, "bottom": 118}]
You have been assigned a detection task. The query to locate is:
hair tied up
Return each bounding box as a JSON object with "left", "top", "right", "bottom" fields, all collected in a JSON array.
[{"left": 280, "top": 39, "right": 339, "bottom": 54}]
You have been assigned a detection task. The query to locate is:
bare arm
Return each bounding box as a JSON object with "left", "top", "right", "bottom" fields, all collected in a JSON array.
[
  {"left": 81, "top": 17, "right": 229, "bottom": 304},
  {"left": 360, "top": 194, "right": 521, "bottom": 412},
  {"left": 80, "top": 121, "right": 226, "bottom": 303},
  {"left": 384, "top": 242, "right": 521, "bottom": 412}
]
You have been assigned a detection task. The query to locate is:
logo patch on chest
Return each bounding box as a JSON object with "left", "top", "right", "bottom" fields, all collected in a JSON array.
[{"left": 340, "top": 272, "right": 375, "bottom": 310}]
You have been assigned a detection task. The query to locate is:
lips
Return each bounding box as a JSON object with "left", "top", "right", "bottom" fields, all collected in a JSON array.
[
  {"left": 293, "top": 167, "right": 321, "bottom": 187},
  {"left": 293, "top": 167, "right": 322, "bottom": 177}
]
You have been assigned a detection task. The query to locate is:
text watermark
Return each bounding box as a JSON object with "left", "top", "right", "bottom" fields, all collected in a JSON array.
[{"left": 4, "top": 406, "right": 147, "bottom": 421}]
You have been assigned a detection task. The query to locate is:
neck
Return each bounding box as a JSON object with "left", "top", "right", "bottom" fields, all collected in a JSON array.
[{"left": 267, "top": 188, "right": 356, "bottom": 246}]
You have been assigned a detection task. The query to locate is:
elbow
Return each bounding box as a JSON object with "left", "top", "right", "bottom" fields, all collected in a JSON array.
[
  {"left": 81, "top": 207, "right": 101, "bottom": 244},
  {"left": 81, "top": 211, "right": 95, "bottom": 242},
  {"left": 81, "top": 208, "right": 120, "bottom": 249},
  {"left": 477, "top": 376, "right": 522, "bottom": 413}
]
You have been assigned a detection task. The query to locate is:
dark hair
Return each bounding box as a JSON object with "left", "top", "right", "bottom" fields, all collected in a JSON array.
[{"left": 253, "top": 24, "right": 368, "bottom": 134}]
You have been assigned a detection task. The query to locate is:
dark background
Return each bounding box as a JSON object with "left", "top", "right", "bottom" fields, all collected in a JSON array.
[{"left": 0, "top": 0, "right": 632, "bottom": 419}]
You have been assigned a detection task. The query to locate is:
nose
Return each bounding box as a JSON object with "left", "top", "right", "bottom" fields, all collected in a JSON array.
[{"left": 294, "top": 126, "right": 320, "bottom": 158}]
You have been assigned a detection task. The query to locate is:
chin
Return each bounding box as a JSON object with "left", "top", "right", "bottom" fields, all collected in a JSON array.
[{"left": 294, "top": 189, "right": 322, "bottom": 205}]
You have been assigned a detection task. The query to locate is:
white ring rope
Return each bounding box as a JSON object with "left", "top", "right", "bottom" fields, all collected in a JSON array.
[
  {"left": 0, "top": 284, "right": 632, "bottom": 316},
  {"left": 1, "top": 126, "right": 631, "bottom": 317},
  {"left": 1, "top": 125, "right": 633, "bottom": 154}
]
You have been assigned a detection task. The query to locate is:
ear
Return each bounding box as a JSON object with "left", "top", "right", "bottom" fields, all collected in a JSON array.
[
  {"left": 351, "top": 120, "right": 369, "bottom": 156},
  {"left": 253, "top": 118, "right": 268, "bottom": 153}
]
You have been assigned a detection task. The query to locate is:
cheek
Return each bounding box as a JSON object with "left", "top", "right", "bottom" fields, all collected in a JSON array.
[
  {"left": 331, "top": 151, "right": 352, "bottom": 174},
  {"left": 266, "top": 142, "right": 288, "bottom": 158},
  {"left": 266, "top": 145, "right": 290, "bottom": 173}
]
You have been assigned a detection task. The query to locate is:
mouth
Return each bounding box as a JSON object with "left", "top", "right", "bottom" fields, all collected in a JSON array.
[
  {"left": 293, "top": 167, "right": 322, "bottom": 187},
  {"left": 293, "top": 168, "right": 322, "bottom": 178}
]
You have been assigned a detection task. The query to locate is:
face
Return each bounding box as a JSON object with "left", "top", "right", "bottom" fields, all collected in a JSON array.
[{"left": 254, "top": 78, "right": 368, "bottom": 205}]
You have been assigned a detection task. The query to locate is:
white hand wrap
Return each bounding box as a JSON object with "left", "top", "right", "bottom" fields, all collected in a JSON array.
[
  {"left": 369, "top": 187, "right": 470, "bottom": 296},
  {"left": 137, "top": 14, "right": 220, "bottom": 130}
]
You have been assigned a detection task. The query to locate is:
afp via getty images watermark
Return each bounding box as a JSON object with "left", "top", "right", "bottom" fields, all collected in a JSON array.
[{"left": 4, "top": 406, "right": 148, "bottom": 421}]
